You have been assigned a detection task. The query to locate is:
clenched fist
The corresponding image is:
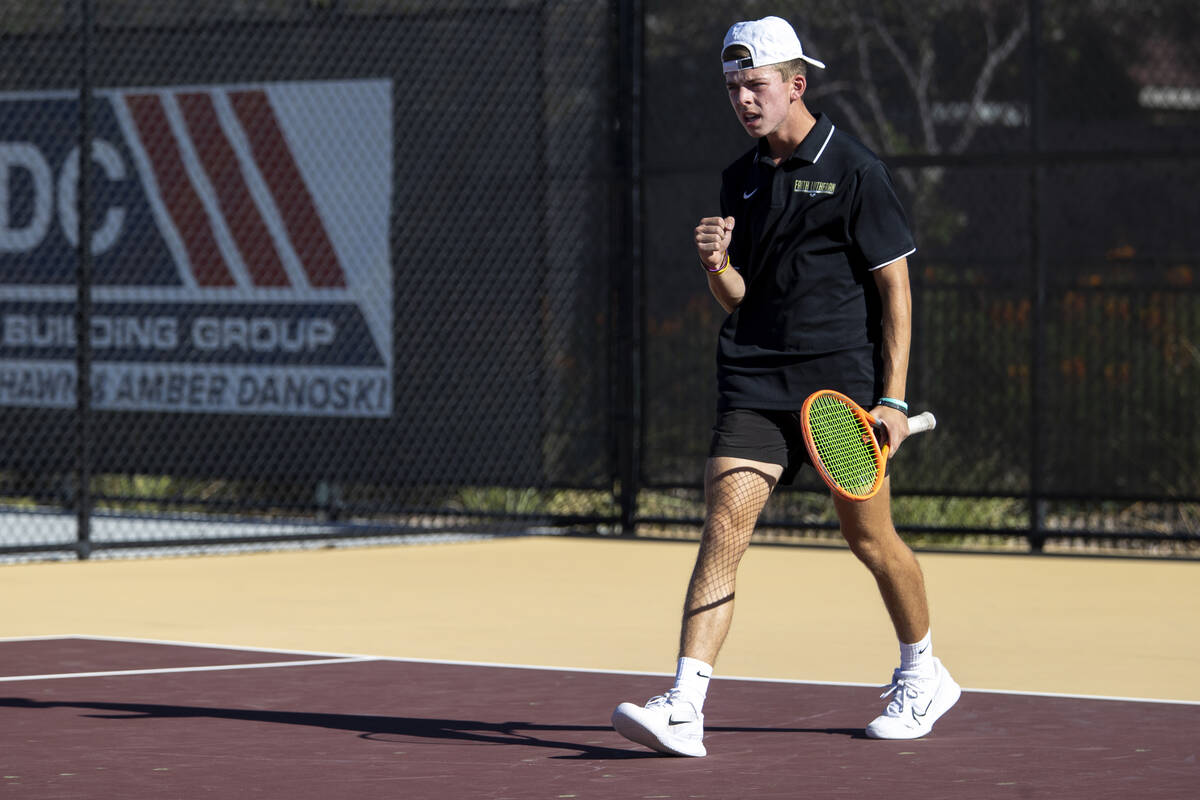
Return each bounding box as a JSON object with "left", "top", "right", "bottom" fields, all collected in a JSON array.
[{"left": 695, "top": 216, "right": 735, "bottom": 271}]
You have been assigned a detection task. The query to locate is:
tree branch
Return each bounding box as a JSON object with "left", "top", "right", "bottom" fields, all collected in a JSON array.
[
  {"left": 949, "top": 7, "right": 1030, "bottom": 153},
  {"left": 872, "top": 16, "right": 940, "bottom": 154},
  {"left": 830, "top": 94, "right": 884, "bottom": 156},
  {"left": 848, "top": 10, "right": 895, "bottom": 152}
]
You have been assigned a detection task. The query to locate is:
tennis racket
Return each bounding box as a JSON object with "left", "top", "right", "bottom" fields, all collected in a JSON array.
[{"left": 800, "top": 389, "right": 936, "bottom": 502}]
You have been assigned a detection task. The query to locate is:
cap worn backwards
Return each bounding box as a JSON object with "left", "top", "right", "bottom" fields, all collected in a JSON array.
[{"left": 722, "top": 16, "right": 826, "bottom": 73}]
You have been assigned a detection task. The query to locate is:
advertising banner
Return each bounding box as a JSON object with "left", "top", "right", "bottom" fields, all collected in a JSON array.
[{"left": 0, "top": 79, "right": 393, "bottom": 418}]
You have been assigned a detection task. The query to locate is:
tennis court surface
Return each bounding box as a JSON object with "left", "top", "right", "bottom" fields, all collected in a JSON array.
[{"left": 3, "top": 635, "right": 1196, "bottom": 799}]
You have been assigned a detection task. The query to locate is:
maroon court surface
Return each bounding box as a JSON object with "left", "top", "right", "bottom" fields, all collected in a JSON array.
[{"left": 1, "top": 637, "right": 1196, "bottom": 799}]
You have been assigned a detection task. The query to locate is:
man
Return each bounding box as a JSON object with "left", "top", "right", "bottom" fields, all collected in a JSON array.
[{"left": 611, "top": 16, "right": 959, "bottom": 757}]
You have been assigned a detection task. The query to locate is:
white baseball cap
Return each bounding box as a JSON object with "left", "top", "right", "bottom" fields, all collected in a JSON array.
[{"left": 722, "top": 16, "right": 826, "bottom": 73}]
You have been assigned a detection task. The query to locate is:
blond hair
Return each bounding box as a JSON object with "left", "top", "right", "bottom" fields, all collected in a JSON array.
[{"left": 722, "top": 45, "right": 808, "bottom": 80}]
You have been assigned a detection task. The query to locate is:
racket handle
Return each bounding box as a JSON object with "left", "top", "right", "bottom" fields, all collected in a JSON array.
[{"left": 907, "top": 411, "right": 937, "bottom": 435}]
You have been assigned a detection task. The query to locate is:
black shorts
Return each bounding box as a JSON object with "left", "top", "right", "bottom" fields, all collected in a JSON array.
[
  {"left": 710, "top": 345, "right": 882, "bottom": 485},
  {"left": 709, "top": 408, "right": 812, "bottom": 485},
  {"left": 709, "top": 406, "right": 892, "bottom": 486}
]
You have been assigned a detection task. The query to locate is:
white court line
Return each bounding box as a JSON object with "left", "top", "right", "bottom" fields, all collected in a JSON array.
[
  {"left": 0, "top": 656, "right": 374, "bottom": 683},
  {"left": 0, "top": 632, "right": 354, "bottom": 657},
  {"left": 2, "top": 634, "right": 1198, "bottom": 707}
]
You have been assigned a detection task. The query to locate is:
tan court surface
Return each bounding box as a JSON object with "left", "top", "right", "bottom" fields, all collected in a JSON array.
[{"left": 2, "top": 536, "right": 1197, "bottom": 702}]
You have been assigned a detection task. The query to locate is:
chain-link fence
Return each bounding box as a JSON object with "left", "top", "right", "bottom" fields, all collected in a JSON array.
[
  {"left": 1, "top": 0, "right": 1197, "bottom": 559},
  {"left": 641, "top": 0, "right": 1200, "bottom": 552},
  {"left": 0, "top": 0, "right": 619, "bottom": 558}
]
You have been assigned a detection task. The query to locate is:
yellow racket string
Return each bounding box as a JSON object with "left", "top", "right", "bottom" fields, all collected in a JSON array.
[{"left": 807, "top": 395, "right": 880, "bottom": 495}]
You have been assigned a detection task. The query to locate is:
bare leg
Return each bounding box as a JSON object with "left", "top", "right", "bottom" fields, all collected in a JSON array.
[
  {"left": 679, "top": 457, "right": 782, "bottom": 665},
  {"left": 833, "top": 477, "right": 929, "bottom": 644}
]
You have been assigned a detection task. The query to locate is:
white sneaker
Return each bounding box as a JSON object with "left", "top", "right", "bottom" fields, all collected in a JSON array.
[
  {"left": 611, "top": 688, "right": 706, "bottom": 757},
  {"left": 865, "top": 657, "right": 961, "bottom": 740}
]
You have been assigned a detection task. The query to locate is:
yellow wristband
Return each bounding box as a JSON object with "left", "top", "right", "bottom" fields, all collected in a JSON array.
[{"left": 706, "top": 254, "right": 730, "bottom": 276}]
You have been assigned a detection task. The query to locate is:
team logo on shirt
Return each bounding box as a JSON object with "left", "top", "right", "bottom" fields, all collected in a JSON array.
[{"left": 793, "top": 180, "right": 836, "bottom": 196}]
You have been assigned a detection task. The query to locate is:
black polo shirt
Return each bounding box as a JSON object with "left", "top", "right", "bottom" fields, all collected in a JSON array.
[{"left": 716, "top": 112, "right": 915, "bottom": 409}]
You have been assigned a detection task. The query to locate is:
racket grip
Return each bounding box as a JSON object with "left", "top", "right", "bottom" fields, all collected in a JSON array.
[{"left": 907, "top": 411, "right": 937, "bottom": 435}]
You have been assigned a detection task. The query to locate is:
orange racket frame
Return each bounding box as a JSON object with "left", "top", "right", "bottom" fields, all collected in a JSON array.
[{"left": 800, "top": 389, "right": 937, "bottom": 502}]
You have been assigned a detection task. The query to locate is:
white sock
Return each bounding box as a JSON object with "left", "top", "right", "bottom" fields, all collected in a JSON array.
[
  {"left": 673, "top": 656, "right": 713, "bottom": 709},
  {"left": 899, "top": 630, "right": 934, "bottom": 675}
]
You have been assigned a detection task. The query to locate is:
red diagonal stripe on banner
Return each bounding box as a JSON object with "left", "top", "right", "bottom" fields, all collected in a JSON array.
[
  {"left": 125, "top": 93, "right": 234, "bottom": 286},
  {"left": 176, "top": 91, "right": 289, "bottom": 287},
  {"left": 230, "top": 90, "right": 346, "bottom": 288}
]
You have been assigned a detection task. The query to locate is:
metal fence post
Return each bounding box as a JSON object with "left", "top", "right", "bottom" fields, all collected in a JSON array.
[
  {"left": 1027, "top": 0, "right": 1047, "bottom": 552},
  {"left": 75, "top": 0, "right": 95, "bottom": 560},
  {"left": 614, "top": 0, "right": 644, "bottom": 535}
]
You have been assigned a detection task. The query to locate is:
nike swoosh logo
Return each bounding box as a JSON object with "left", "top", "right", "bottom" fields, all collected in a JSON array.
[
  {"left": 697, "top": 672, "right": 711, "bottom": 679},
  {"left": 668, "top": 718, "right": 693, "bottom": 726},
  {"left": 743, "top": 187, "right": 757, "bottom": 199},
  {"left": 912, "top": 700, "right": 934, "bottom": 721}
]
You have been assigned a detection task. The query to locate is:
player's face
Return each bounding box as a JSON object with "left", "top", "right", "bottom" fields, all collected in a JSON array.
[{"left": 725, "top": 66, "right": 794, "bottom": 138}]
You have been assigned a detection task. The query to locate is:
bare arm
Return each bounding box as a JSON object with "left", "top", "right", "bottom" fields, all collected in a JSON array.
[
  {"left": 871, "top": 256, "right": 913, "bottom": 451},
  {"left": 695, "top": 215, "right": 745, "bottom": 313}
]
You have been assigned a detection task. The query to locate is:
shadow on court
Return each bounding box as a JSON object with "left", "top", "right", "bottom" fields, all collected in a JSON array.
[
  {"left": 2, "top": 639, "right": 1196, "bottom": 799},
  {"left": 0, "top": 696, "right": 868, "bottom": 759}
]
